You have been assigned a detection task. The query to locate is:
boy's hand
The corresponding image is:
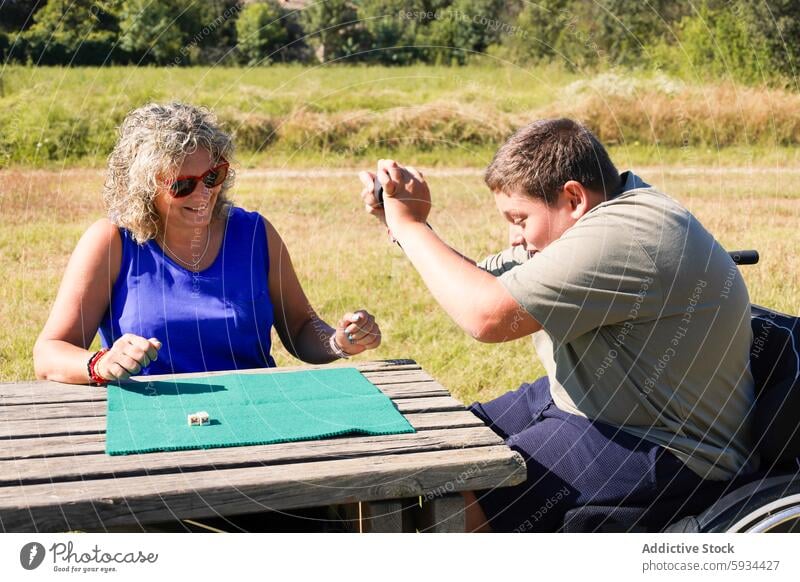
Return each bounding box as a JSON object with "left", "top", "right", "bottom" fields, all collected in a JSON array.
[
  {"left": 374, "top": 159, "right": 431, "bottom": 232},
  {"left": 359, "top": 170, "right": 386, "bottom": 225}
]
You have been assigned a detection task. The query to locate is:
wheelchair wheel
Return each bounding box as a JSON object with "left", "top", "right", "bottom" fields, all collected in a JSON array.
[{"left": 697, "top": 474, "right": 800, "bottom": 532}]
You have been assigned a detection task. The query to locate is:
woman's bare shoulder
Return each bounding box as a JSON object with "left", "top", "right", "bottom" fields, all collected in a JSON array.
[{"left": 74, "top": 217, "right": 123, "bottom": 280}]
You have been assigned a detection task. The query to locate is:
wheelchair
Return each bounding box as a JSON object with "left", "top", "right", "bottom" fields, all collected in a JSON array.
[{"left": 563, "top": 250, "right": 800, "bottom": 533}]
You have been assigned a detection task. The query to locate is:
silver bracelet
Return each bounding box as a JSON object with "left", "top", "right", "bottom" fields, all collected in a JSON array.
[{"left": 329, "top": 333, "right": 351, "bottom": 359}]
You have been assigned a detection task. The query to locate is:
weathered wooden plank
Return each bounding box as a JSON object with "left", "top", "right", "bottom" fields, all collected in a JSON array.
[
  {"left": 138, "top": 360, "right": 421, "bottom": 379},
  {"left": 405, "top": 411, "right": 483, "bottom": 430},
  {"left": 0, "top": 446, "right": 526, "bottom": 532},
  {"left": 0, "top": 360, "right": 421, "bottom": 398},
  {"left": 0, "top": 408, "right": 480, "bottom": 440},
  {"left": 0, "top": 433, "right": 106, "bottom": 459},
  {"left": 1, "top": 416, "right": 489, "bottom": 460},
  {"left": 0, "top": 385, "right": 106, "bottom": 403},
  {"left": 0, "top": 394, "right": 107, "bottom": 407},
  {"left": 417, "top": 493, "right": 466, "bottom": 532},
  {"left": 0, "top": 372, "right": 442, "bottom": 407},
  {"left": 0, "top": 395, "right": 464, "bottom": 423},
  {"left": 397, "top": 396, "right": 464, "bottom": 413},
  {"left": 1, "top": 425, "right": 503, "bottom": 483},
  {"left": 380, "top": 381, "right": 449, "bottom": 399},
  {"left": 0, "top": 380, "right": 449, "bottom": 407},
  {"left": 0, "top": 401, "right": 106, "bottom": 421},
  {"left": 0, "top": 381, "right": 450, "bottom": 422},
  {"left": 0, "top": 417, "right": 104, "bottom": 439},
  {"left": 362, "top": 370, "right": 435, "bottom": 384}
]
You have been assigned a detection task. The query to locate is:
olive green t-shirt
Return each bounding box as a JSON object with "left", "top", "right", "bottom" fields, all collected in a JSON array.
[{"left": 478, "top": 172, "right": 757, "bottom": 481}]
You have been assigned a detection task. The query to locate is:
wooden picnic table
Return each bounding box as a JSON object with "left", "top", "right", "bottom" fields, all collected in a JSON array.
[{"left": 0, "top": 359, "right": 526, "bottom": 533}]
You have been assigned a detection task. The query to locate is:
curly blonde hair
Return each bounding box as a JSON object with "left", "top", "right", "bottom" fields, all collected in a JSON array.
[{"left": 103, "top": 102, "right": 235, "bottom": 244}]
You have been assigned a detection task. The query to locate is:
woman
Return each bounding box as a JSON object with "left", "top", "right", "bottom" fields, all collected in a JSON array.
[{"left": 34, "top": 102, "right": 381, "bottom": 384}]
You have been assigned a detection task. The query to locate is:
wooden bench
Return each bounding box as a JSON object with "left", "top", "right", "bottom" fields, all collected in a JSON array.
[{"left": 0, "top": 359, "right": 526, "bottom": 532}]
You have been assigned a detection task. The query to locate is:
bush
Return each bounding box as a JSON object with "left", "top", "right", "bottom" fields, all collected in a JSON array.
[
  {"left": 730, "top": 0, "right": 800, "bottom": 85},
  {"left": 421, "top": 0, "right": 508, "bottom": 65},
  {"left": 235, "top": 1, "right": 289, "bottom": 66},
  {"left": 300, "top": 0, "right": 363, "bottom": 63},
  {"left": 117, "top": 0, "right": 205, "bottom": 65},
  {"left": 0, "top": 31, "right": 9, "bottom": 62},
  {"left": 219, "top": 111, "right": 278, "bottom": 151},
  {"left": 649, "top": 3, "right": 772, "bottom": 85},
  {"left": 358, "top": 0, "right": 428, "bottom": 65},
  {"left": 19, "top": 0, "right": 126, "bottom": 65}
]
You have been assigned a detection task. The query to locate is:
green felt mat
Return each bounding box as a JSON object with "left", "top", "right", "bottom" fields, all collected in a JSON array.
[{"left": 105, "top": 367, "right": 415, "bottom": 455}]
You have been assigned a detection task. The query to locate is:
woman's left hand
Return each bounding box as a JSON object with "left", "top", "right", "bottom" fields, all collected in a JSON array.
[{"left": 335, "top": 310, "right": 381, "bottom": 356}]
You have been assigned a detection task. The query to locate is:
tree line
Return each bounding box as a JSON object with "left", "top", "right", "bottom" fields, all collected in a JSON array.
[{"left": 0, "top": 0, "right": 797, "bottom": 85}]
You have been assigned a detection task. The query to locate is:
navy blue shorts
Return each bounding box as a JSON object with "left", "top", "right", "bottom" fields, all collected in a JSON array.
[{"left": 467, "top": 377, "right": 728, "bottom": 532}]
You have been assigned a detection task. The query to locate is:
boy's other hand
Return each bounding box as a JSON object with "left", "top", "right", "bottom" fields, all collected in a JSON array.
[
  {"left": 358, "top": 170, "right": 386, "bottom": 226},
  {"left": 375, "top": 159, "right": 431, "bottom": 231}
]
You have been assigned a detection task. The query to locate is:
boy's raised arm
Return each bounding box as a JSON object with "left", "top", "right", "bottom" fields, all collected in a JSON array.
[{"left": 359, "top": 159, "right": 541, "bottom": 343}]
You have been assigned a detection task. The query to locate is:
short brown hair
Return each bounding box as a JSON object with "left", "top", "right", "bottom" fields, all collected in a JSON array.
[{"left": 484, "top": 118, "right": 620, "bottom": 205}]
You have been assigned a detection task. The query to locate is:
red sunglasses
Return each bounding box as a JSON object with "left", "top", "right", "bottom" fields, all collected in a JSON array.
[{"left": 168, "top": 159, "right": 229, "bottom": 198}]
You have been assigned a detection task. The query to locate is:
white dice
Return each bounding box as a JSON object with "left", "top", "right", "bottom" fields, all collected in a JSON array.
[{"left": 187, "top": 411, "right": 210, "bottom": 426}]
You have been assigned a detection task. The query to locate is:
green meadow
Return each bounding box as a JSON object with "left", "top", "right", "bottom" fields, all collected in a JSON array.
[
  {"left": 2, "top": 164, "right": 798, "bottom": 403},
  {"left": 2, "top": 65, "right": 800, "bottom": 168},
  {"left": 1, "top": 65, "right": 798, "bottom": 399}
]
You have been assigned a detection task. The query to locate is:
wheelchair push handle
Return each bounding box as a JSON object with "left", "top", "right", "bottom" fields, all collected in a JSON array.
[{"left": 729, "top": 250, "right": 759, "bottom": 265}]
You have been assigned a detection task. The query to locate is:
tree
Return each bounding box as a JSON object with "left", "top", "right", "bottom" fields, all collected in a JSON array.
[
  {"left": 740, "top": 0, "right": 800, "bottom": 85},
  {"left": 0, "top": 0, "right": 44, "bottom": 33},
  {"left": 494, "top": 0, "right": 576, "bottom": 66},
  {"left": 300, "top": 0, "right": 360, "bottom": 62},
  {"left": 594, "top": 0, "right": 691, "bottom": 67},
  {"left": 236, "top": 1, "right": 289, "bottom": 65},
  {"left": 20, "top": 0, "right": 123, "bottom": 65},
  {"left": 423, "top": 0, "right": 507, "bottom": 64},
  {"left": 189, "top": 0, "right": 245, "bottom": 65},
  {"left": 677, "top": 4, "right": 770, "bottom": 84},
  {"left": 357, "top": 0, "right": 427, "bottom": 64},
  {"left": 497, "top": 0, "right": 691, "bottom": 69},
  {"left": 117, "top": 0, "right": 203, "bottom": 65}
]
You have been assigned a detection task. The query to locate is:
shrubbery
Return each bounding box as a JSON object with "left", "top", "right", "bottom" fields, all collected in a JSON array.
[
  {"left": 0, "top": 0, "right": 796, "bottom": 86},
  {"left": 236, "top": 2, "right": 290, "bottom": 66}
]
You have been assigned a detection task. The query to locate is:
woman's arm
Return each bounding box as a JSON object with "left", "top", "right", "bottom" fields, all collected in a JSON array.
[
  {"left": 265, "top": 219, "right": 380, "bottom": 364},
  {"left": 33, "top": 219, "right": 121, "bottom": 383},
  {"left": 34, "top": 219, "right": 162, "bottom": 384}
]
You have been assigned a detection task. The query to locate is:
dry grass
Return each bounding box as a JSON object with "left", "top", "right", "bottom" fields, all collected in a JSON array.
[
  {"left": 219, "top": 81, "right": 800, "bottom": 159},
  {"left": 560, "top": 80, "right": 800, "bottom": 148},
  {"left": 2, "top": 66, "right": 800, "bottom": 167},
  {"left": 275, "top": 101, "right": 522, "bottom": 153},
  {"left": 1, "top": 166, "right": 798, "bottom": 406}
]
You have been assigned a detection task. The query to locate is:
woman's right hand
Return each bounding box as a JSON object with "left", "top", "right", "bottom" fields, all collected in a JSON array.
[{"left": 96, "top": 334, "right": 162, "bottom": 381}]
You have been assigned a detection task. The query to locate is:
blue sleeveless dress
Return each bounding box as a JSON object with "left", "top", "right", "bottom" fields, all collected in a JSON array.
[{"left": 98, "top": 206, "right": 277, "bottom": 375}]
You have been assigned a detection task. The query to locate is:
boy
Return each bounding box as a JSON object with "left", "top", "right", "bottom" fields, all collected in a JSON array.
[{"left": 358, "top": 118, "right": 757, "bottom": 532}]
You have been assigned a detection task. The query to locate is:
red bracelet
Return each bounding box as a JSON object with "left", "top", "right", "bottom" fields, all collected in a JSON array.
[{"left": 87, "top": 348, "right": 109, "bottom": 385}]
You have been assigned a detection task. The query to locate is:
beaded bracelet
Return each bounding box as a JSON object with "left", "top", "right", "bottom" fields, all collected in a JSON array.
[
  {"left": 87, "top": 348, "right": 109, "bottom": 385},
  {"left": 328, "top": 334, "right": 351, "bottom": 359}
]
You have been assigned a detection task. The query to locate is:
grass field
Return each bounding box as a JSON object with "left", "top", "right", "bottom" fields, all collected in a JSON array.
[
  {"left": 1, "top": 165, "right": 798, "bottom": 404},
  {"left": 2, "top": 65, "right": 800, "bottom": 168}
]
